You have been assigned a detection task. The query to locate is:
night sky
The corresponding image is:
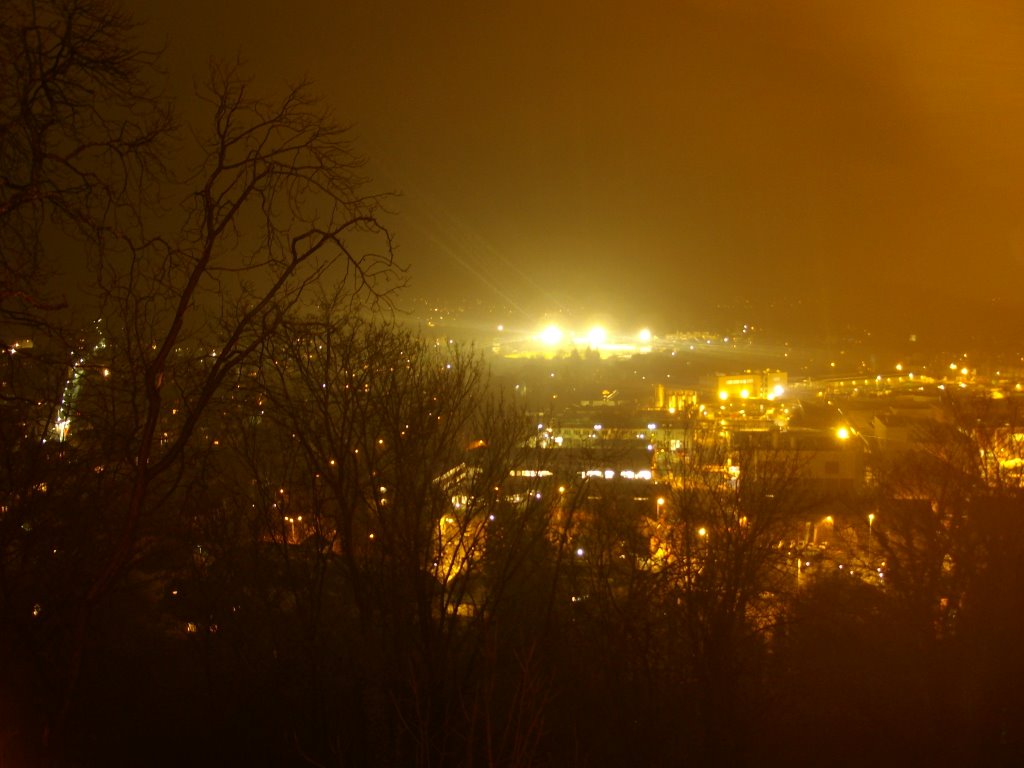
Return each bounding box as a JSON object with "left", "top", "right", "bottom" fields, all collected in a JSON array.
[{"left": 134, "top": 0, "right": 1024, "bottom": 343}]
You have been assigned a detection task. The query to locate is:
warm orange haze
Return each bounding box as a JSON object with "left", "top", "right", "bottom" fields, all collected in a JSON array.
[
  {"left": 3, "top": 1, "right": 1024, "bottom": 766},
  {"left": 132, "top": 0, "right": 1024, "bottom": 345}
]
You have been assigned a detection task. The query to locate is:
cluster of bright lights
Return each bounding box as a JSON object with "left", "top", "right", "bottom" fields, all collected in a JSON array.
[
  {"left": 581, "top": 468, "right": 653, "bottom": 480},
  {"left": 717, "top": 383, "right": 786, "bottom": 401},
  {"left": 533, "top": 323, "right": 654, "bottom": 355},
  {"left": 52, "top": 322, "right": 107, "bottom": 442}
]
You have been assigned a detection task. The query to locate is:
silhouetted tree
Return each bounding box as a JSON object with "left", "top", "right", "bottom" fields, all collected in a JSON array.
[
  {"left": 0, "top": 0, "right": 172, "bottom": 323},
  {"left": 172, "top": 309, "right": 557, "bottom": 766},
  {"left": 1, "top": 39, "right": 399, "bottom": 758},
  {"left": 659, "top": 427, "right": 821, "bottom": 764}
]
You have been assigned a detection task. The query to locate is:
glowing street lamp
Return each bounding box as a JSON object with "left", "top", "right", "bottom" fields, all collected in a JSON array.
[{"left": 284, "top": 515, "right": 298, "bottom": 543}]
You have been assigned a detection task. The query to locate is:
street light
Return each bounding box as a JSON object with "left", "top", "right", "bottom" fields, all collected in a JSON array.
[
  {"left": 867, "top": 513, "right": 875, "bottom": 559},
  {"left": 284, "top": 515, "right": 303, "bottom": 544}
]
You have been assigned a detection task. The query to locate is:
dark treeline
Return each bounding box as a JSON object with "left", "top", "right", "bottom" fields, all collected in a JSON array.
[{"left": 3, "top": 2, "right": 1024, "bottom": 766}]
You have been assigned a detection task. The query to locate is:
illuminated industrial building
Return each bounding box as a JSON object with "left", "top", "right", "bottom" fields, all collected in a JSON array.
[{"left": 715, "top": 370, "right": 788, "bottom": 401}]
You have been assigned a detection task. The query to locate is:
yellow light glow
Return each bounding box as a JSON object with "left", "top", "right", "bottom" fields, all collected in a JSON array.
[
  {"left": 836, "top": 426, "right": 850, "bottom": 440},
  {"left": 718, "top": 391, "right": 728, "bottom": 401},
  {"left": 697, "top": 527, "right": 707, "bottom": 537},
  {"left": 638, "top": 328, "right": 652, "bottom": 344},
  {"left": 538, "top": 324, "right": 562, "bottom": 346},
  {"left": 586, "top": 326, "right": 607, "bottom": 349}
]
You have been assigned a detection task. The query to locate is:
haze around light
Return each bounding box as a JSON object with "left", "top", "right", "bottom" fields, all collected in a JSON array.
[{"left": 134, "top": 0, "right": 1024, "bottom": 346}]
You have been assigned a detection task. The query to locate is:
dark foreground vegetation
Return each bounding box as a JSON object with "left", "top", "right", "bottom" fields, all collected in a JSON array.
[{"left": 3, "top": 2, "right": 1024, "bottom": 765}]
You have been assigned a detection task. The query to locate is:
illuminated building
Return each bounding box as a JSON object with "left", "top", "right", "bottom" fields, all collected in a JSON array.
[
  {"left": 654, "top": 384, "right": 698, "bottom": 413},
  {"left": 715, "top": 370, "right": 788, "bottom": 401}
]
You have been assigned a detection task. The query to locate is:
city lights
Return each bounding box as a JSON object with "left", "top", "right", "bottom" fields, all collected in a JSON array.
[
  {"left": 508, "top": 320, "right": 661, "bottom": 358},
  {"left": 6, "top": 2, "right": 1024, "bottom": 759}
]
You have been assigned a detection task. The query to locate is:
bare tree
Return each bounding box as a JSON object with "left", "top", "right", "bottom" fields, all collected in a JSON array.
[
  {"left": 658, "top": 428, "right": 819, "bottom": 763},
  {"left": 866, "top": 416, "right": 979, "bottom": 637},
  {"left": 28, "top": 59, "right": 401, "bottom": 755},
  {"left": 0, "top": 0, "right": 171, "bottom": 322},
  {"left": 239, "top": 309, "right": 555, "bottom": 766}
]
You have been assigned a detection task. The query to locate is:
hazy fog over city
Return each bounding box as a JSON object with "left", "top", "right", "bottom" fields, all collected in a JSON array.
[
  {"left": 132, "top": 0, "right": 1024, "bottom": 347},
  {"left": 5, "top": 2, "right": 1024, "bottom": 765}
]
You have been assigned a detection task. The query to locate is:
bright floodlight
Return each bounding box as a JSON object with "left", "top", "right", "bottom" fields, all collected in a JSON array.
[
  {"left": 538, "top": 324, "right": 562, "bottom": 346},
  {"left": 836, "top": 426, "right": 850, "bottom": 440},
  {"left": 586, "top": 326, "right": 607, "bottom": 349},
  {"left": 638, "top": 328, "right": 652, "bottom": 344}
]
